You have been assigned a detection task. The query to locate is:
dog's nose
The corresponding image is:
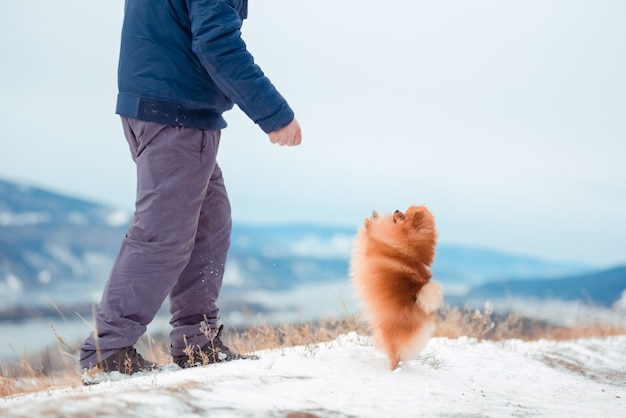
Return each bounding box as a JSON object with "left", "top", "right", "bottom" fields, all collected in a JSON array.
[{"left": 394, "top": 210, "right": 400, "bottom": 214}]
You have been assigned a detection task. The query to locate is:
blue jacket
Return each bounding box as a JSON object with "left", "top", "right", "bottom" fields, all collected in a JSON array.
[{"left": 116, "top": 0, "right": 294, "bottom": 133}]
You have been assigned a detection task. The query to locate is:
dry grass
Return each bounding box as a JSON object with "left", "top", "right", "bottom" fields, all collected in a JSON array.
[
  {"left": 2, "top": 306, "right": 625, "bottom": 399},
  {"left": 434, "top": 305, "right": 626, "bottom": 341},
  {"left": 223, "top": 314, "right": 369, "bottom": 355}
]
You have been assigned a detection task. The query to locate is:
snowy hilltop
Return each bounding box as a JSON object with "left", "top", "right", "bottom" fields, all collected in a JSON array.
[{"left": 1, "top": 333, "right": 624, "bottom": 417}]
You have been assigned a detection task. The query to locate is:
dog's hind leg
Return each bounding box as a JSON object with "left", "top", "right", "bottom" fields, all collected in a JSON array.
[
  {"left": 387, "top": 341, "right": 401, "bottom": 371},
  {"left": 389, "top": 354, "right": 401, "bottom": 370}
]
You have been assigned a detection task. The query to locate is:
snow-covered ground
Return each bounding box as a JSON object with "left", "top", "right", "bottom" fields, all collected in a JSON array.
[{"left": 1, "top": 333, "right": 624, "bottom": 417}]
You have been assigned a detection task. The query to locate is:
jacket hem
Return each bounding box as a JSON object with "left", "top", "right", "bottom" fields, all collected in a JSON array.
[{"left": 116, "top": 93, "right": 228, "bottom": 131}]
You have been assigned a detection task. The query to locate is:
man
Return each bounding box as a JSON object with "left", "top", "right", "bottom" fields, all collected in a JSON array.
[{"left": 80, "top": 0, "right": 301, "bottom": 379}]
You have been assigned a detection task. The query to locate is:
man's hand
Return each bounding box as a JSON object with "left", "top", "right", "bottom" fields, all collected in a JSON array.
[{"left": 268, "top": 118, "right": 302, "bottom": 146}]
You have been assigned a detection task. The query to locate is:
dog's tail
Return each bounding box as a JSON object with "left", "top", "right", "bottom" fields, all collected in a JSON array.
[{"left": 416, "top": 281, "right": 443, "bottom": 314}]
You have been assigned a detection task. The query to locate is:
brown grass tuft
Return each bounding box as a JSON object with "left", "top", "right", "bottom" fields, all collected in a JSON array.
[
  {"left": 224, "top": 314, "right": 369, "bottom": 354},
  {"left": 433, "top": 305, "right": 626, "bottom": 341}
]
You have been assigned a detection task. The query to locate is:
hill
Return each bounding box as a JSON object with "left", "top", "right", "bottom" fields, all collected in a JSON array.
[
  {"left": 0, "top": 177, "right": 599, "bottom": 321},
  {"left": 466, "top": 266, "right": 626, "bottom": 307},
  {"left": 1, "top": 333, "right": 624, "bottom": 417},
  {"left": 0, "top": 179, "right": 128, "bottom": 303}
]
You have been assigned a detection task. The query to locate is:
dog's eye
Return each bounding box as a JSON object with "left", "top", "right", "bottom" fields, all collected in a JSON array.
[{"left": 400, "top": 215, "right": 406, "bottom": 221}]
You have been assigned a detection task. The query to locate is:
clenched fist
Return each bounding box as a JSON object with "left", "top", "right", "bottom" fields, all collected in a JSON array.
[{"left": 268, "top": 118, "right": 302, "bottom": 146}]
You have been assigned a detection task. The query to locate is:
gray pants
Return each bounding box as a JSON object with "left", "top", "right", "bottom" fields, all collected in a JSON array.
[{"left": 80, "top": 117, "right": 231, "bottom": 368}]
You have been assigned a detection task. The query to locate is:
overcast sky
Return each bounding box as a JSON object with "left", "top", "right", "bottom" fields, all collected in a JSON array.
[{"left": 1, "top": 1, "right": 625, "bottom": 267}]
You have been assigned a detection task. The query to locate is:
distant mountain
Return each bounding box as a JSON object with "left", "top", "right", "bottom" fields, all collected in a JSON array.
[
  {"left": 0, "top": 179, "right": 129, "bottom": 227},
  {"left": 465, "top": 266, "right": 626, "bottom": 307},
  {"left": 0, "top": 179, "right": 129, "bottom": 302},
  {"left": 0, "top": 177, "right": 595, "bottom": 316},
  {"left": 432, "top": 245, "right": 589, "bottom": 285},
  {"left": 223, "top": 224, "right": 590, "bottom": 289}
]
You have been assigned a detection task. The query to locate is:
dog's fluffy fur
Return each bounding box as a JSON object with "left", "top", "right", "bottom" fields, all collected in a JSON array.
[{"left": 351, "top": 205, "right": 443, "bottom": 370}]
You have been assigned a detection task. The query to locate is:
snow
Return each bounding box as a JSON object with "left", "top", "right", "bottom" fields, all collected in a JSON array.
[
  {"left": 106, "top": 210, "right": 131, "bottom": 227},
  {"left": 0, "top": 274, "right": 23, "bottom": 294},
  {"left": 614, "top": 290, "right": 626, "bottom": 312},
  {"left": 290, "top": 234, "right": 354, "bottom": 259},
  {"left": 1, "top": 333, "right": 624, "bottom": 417},
  {"left": 0, "top": 211, "right": 50, "bottom": 227}
]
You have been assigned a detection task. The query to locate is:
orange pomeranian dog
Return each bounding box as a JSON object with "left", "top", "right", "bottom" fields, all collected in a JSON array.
[{"left": 351, "top": 205, "right": 443, "bottom": 370}]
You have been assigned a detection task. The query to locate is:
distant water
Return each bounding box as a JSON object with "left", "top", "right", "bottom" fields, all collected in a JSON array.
[
  {"left": 0, "top": 280, "right": 359, "bottom": 362},
  {"left": 0, "top": 315, "right": 174, "bottom": 363}
]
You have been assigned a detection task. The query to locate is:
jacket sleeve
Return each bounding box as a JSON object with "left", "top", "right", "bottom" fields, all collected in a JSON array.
[{"left": 187, "top": 0, "right": 294, "bottom": 133}]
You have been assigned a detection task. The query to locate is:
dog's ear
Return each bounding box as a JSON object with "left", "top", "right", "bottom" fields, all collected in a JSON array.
[{"left": 409, "top": 210, "right": 425, "bottom": 227}]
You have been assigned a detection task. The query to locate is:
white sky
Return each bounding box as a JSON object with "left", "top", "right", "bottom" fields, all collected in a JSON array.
[{"left": 1, "top": 1, "right": 625, "bottom": 267}]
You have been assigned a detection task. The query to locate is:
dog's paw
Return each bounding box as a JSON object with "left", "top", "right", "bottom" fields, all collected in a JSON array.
[{"left": 416, "top": 281, "right": 443, "bottom": 314}]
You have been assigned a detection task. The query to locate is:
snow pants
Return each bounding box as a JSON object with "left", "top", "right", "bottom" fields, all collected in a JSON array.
[{"left": 80, "top": 117, "right": 231, "bottom": 368}]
